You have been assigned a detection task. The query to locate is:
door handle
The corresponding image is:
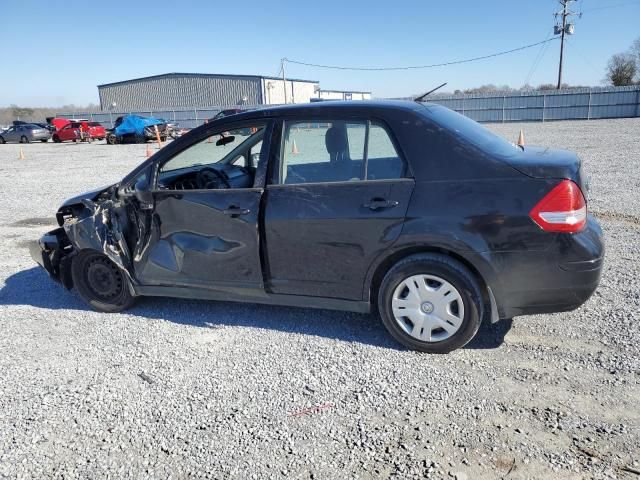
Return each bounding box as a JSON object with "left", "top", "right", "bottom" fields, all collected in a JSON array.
[
  {"left": 223, "top": 206, "right": 251, "bottom": 217},
  {"left": 363, "top": 198, "right": 399, "bottom": 211}
]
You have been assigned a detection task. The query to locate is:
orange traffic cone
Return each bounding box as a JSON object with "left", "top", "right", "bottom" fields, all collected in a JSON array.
[
  {"left": 19, "top": 147, "right": 25, "bottom": 160},
  {"left": 146, "top": 144, "right": 152, "bottom": 157},
  {"left": 291, "top": 139, "right": 299, "bottom": 154},
  {"left": 517, "top": 129, "right": 525, "bottom": 148}
]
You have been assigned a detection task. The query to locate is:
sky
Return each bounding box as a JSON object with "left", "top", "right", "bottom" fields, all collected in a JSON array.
[{"left": 1, "top": 0, "right": 639, "bottom": 107}]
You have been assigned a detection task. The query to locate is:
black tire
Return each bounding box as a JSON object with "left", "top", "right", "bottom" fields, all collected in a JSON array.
[
  {"left": 53, "top": 135, "right": 61, "bottom": 143},
  {"left": 0, "top": 136, "right": 5, "bottom": 144},
  {"left": 71, "top": 250, "right": 136, "bottom": 313},
  {"left": 106, "top": 134, "right": 117, "bottom": 145},
  {"left": 377, "top": 253, "right": 483, "bottom": 353},
  {"left": 20, "top": 135, "right": 29, "bottom": 144}
]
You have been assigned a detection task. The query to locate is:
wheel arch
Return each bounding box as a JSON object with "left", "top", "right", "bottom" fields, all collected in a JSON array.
[{"left": 366, "top": 245, "right": 499, "bottom": 320}]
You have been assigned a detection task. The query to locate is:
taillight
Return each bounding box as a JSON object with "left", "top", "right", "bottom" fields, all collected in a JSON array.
[{"left": 529, "top": 179, "right": 587, "bottom": 233}]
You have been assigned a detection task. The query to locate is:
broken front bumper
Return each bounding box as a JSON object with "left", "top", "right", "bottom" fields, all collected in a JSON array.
[{"left": 29, "top": 228, "right": 74, "bottom": 289}]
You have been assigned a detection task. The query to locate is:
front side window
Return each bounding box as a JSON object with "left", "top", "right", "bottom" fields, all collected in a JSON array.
[
  {"left": 276, "top": 119, "right": 405, "bottom": 185},
  {"left": 156, "top": 124, "right": 265, "bottom": 191}
]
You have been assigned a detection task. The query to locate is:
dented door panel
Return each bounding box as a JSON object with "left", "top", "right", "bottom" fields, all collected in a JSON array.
[{"left": 135, "top": 189, "right": 264, "bottom": 290}]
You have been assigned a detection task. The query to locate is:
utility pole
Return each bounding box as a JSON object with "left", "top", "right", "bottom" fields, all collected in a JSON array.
[
  {"left": 281, "top": 58, "right": 288, "bottom": 104},
  {"left": 555, "top": 0, "right": 578, "bottom": 89}
]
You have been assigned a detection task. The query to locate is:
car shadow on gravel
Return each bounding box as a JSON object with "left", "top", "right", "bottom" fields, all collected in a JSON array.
[{"left": 1, "top": 267, "right": 511, "bottom": 351}]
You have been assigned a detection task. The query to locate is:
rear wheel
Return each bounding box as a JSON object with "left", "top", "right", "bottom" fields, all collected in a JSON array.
[
  {"left": 71, "top": 251, "right": 136, "bottom": 312},
  {"left": 20, "top": 135, "right": 29, "bottom": 143},
  {"left": 106, "top": 134, "right": 117, "bottom": 145},
  {"left": 377, "top": 253, "right": 483, "bottom": 353}
]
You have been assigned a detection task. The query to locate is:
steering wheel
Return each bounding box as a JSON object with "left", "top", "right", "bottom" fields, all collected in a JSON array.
[{"left": 196, "top": 167, "right": 230, "bottom": 189}]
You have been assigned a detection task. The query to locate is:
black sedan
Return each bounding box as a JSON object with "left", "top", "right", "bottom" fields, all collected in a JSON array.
[{"left": 29, "top": 101, "right": 604, "bottom": 353}]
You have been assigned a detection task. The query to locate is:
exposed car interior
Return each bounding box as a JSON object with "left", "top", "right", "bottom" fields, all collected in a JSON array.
[{"left": 157, "top": 128, "right": 264, "bottom": 190}]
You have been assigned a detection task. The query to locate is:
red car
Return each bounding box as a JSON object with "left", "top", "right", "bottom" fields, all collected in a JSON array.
[
  {"left": 86, "top": 122, "right": 106, "bottom": 140},
  {"left": 52, "top": 122, "right": 106, "bottom": 143}
]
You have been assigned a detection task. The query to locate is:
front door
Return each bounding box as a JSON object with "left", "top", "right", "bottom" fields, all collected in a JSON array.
[
  {"left": 264, "top": 118, "right": 415, "bottom": 300},
  {"left": 134, "top": 120, "right": 270, "bottom": 294}
]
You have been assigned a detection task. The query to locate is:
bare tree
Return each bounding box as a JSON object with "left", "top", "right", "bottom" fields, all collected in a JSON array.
[
  {"left": 631, "top": 37, "right": 640, "bottom": 81},
  {"left": 606, "top": 53, "right": 637, "bottom": 86}
]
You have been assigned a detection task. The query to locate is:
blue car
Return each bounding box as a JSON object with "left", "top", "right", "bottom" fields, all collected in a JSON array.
[{"left": 106, "top": 115, "right": 168, "bottom": 144}]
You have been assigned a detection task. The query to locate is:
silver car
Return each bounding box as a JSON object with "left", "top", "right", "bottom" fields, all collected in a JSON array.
[{"left": 0, "top": 124, "right": 51, "bottom": 143}]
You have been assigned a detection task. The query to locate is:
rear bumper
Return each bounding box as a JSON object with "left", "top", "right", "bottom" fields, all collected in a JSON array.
[
  {"left": 31, "top": 133, "right": 51, "bottom": 141},
  {"left": 491, "top": 215, "right": 604, "bottom": 318}
]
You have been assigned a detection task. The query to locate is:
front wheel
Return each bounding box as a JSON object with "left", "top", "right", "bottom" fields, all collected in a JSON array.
[
  {"left": 378, "top": 253, "right": 483, "bottom": 353},
  {"left": 71, "top": 250, "right": 136, "bottom": 312},
  {"left": 0, "top": 136, "right": 5, "bottom": 144}
]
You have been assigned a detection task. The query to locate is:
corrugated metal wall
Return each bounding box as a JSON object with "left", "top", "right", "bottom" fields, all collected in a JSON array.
[
  {"left": 98, "top": 75, "right": 264, "bottom": 111},
  {"left": 62, "top": 86, "right": 640, "bottom": 129},
  {"left": 429, "top": 85, "right": 640, "bottom": 122}
]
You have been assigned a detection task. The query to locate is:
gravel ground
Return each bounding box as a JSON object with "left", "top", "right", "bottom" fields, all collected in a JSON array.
[{"left": 0, "top": 118, "right": 639, "bottom": 479}]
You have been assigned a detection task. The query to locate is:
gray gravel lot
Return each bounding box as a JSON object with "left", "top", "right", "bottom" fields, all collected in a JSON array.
[{"left": 0, "top": 118, "right": 639, "bottom": 479}]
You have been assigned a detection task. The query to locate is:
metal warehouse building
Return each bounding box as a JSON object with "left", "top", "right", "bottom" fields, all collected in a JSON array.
[{"left": 98, "top": 72, "right": 371, "bottom": 111}]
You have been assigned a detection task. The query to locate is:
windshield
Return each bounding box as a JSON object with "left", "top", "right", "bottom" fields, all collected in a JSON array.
[
  {"left": 422, "top": 104, "right": 518, "bottom": 157},
  {"left": 159, "top": 127, "right": 264, "bottom": 173}
]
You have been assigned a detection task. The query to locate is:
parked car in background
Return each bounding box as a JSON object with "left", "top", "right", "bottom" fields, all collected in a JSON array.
[
  {"left": 52, "top": 122, "right": 88, "bottom": 143},
  {"left": 87, "top": 121, "right": 106, "bottom": 140},
  {"left": 13, "top": 120, "right": 55, "bottom": 134},
  {"left": 0, "top": 124, "right": 51, "bottom": 143},
  {"left": 29, "top": 101, "right": 604, "bottom": 353},
  {"left": 48, "top": 117, "right": 71, "bottom": 132},
  {"left": 106, "top": 115, "right": 168, "bottom": 144},
  {"left": 52, "top": 121, "right": 107, "bottom": 143}
]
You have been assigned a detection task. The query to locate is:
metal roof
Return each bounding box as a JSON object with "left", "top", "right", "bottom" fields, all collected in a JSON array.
[{"left": 98, "top": 72, "right": 319, "bottom": 88}]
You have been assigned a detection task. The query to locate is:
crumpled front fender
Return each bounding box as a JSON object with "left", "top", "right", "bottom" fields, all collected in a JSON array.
[{"left": 63, "top": 199, "right": 136, "bottom": 286}]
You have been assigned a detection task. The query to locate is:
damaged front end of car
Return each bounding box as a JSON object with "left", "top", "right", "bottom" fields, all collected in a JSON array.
[{"left": 29, "top": 185, "right": 143, "bottom": 293}]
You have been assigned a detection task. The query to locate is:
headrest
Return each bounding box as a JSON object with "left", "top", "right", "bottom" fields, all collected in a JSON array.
[{"left": 325, "top": 125, "right": 348, "bottom": 155}]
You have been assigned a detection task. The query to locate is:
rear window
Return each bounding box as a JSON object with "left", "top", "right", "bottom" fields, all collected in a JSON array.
[{"left": 423, "top": 104, "right": 518, "bottom": 157}]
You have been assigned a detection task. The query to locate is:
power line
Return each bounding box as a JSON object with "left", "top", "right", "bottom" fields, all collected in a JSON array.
[
  {"left": 581, "top": 0, "right": 640, "bottom": 12},
  {"left": 284, "top": 38, "right": 559, "bottom": 72},
  {"left": 564, "top": 38, "right": 602, "bottom": 76},
  {"left": 525, "top": 30, "right": 555, "bottom": 85}
]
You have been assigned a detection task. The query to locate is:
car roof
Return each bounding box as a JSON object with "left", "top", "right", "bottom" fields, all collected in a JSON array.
[{"left": 230, "top": 100, "right": 427, "bottom": 120}]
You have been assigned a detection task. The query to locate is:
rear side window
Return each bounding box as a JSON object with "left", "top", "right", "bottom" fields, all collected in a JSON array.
[
  {"left": 277, "top": 120, "right": 406, "bottom": 185},
  {"left": 365, "top": 123, "right": 403, "bottom": 180}
]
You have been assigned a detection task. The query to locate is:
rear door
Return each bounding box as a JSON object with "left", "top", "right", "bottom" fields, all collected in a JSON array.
[{"left": 263, "top": 117, "right": 414, "bottom": 300}]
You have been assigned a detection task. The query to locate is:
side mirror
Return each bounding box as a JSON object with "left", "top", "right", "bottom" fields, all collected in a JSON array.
[{"left": 134, "top": 177, "right": 154, "bottom": 208}]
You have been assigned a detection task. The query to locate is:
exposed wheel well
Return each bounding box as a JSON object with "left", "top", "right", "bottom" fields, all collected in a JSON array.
[{"left": 369, "top": 246, "right": 490, "bottom": 317}]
